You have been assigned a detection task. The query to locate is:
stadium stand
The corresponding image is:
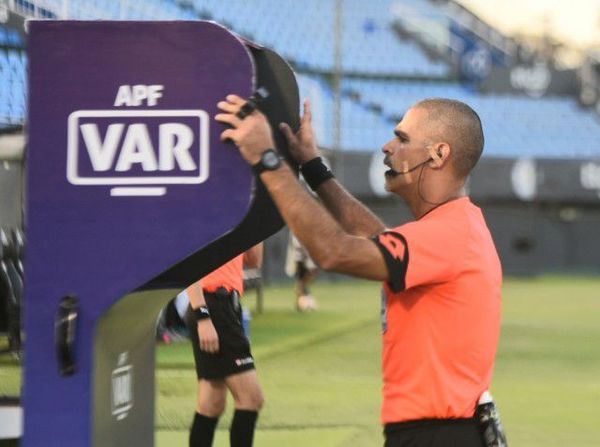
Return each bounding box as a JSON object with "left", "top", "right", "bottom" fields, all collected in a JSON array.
[
  {"left": 297, "top": 73, "right": 394, "bottom": 151},
  {"left": 341, "top": 78, "right": 600, "bottom": 157},
  {"left": 170, "top": 0, "right": 450, "bottom": 76},
  {"left": 3, "top": 0, "right": 600, "bottom": 159},
  {"left": 65, "top": 0, "right": 195, "bottom": 21},
  {"left": 391, "top": 0, "right": 515, "bottom": 68},
  {"left": 9, "top": 0, "right": 57, "bottom": 18},
  {"left": 0, "top": 22, "right": 26, "bottom": 130},
  {"left": 295, "top": 73, "right": 600, "bottom": 157}
]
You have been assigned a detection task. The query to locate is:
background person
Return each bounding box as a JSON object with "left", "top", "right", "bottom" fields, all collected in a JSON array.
[{"left": 285, "top": 232, "right": 319, "bottom": 311}]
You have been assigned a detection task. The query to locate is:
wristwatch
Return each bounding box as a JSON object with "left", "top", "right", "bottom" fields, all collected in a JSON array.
[
  {"left": 193, "top": 305, "right": 211, "bottom": 321},
  {"left": 252, "top": 149, "right": 282, "bottom": 175}
]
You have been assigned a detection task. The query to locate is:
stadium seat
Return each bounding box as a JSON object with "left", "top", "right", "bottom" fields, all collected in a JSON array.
[
  {"left": 0, "top": 48, "right": 26, "bottom": 129},
  {"left": 168, "top": 0, "right": 451, "bottom": 76},
  {"left": 340, "top": 78, "right": 600, "bottom": 158},
  {"left": 6, "top": 1, "right": 600, "bottom": 159}
]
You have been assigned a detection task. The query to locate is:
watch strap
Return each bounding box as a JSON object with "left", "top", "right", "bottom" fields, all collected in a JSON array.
[
  {"left": 252, "top": 149, "right": 282, "bottom": 175},
  {"left": 193, "top": 305, "right": 211, "bottom": 321}
]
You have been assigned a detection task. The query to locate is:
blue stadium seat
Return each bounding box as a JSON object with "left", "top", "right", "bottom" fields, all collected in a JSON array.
[
  {"left": 0, "top": 25, "right": 24, "bottom": 49},
  {"left": 183, "top": 0, "right": 449, "bottom": 76},
  {"left": 340, "top": 78, "right": 600, "bottom": 158},
  {"left": 297, "top": 74, "right": 394, "bottom": 151},
  {"left": 27, "top": 0, "right": 449, "bottom": 76},
  {"left": 6, "top": 0, "right": 600, "bottom": 160},
  {"left": 340, "top": 0, "right": 448, "bottom": 76},
  {"left": 0, "top": 48, "right": 27, "bottom": 128}
]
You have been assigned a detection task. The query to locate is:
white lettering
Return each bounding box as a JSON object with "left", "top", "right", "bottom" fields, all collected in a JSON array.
[
  {"left": 113, "top": 85, "right": 165, "bottom": 107},
  {"left": 158, "top": 123, "right": 196, "bottom": 171},
  {"left": 147, "top": 85, "right": 164, "bottom": 106},
  {"left": 115, "top": 124, "right": 158, "bottom": 172},
  {"left": 80, "top": 123, "right": 124, "bottom": 171},
  {"left": 114, "top": 85, "right": 132, "bottom": 107},
  {"left": 132, "top": 85, "right": 147, "bottom": 106},
  {"left": 81, "top": 122, "right": 197, "bottom": 173}
]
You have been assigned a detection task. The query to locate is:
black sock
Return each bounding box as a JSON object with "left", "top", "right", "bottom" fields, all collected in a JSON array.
[
  {"left": 189, "top": 412, "right": 219, "bottom": 447},
  {"left": 229, "top": 409, "right": 259, "bottom": 447}
]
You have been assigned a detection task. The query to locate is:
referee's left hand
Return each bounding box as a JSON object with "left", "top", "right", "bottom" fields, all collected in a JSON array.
[{"left": 215, "top": 94, "right": 276, "bottom": 165}]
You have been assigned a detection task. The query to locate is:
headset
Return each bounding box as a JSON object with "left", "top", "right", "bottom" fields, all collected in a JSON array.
[
  {"left": 387, "top": 147, "right": 453, "bottom": 207},
  {"left": 387, "top": 147, "right": 443, "bottom": 177}
]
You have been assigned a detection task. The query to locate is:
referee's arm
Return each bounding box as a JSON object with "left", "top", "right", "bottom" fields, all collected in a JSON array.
[
  {"left": 279, "top": 100, "right": 385, "bottom": 239},
  {"left": 262, "top": 163, "right": 388, "bottom": 280},
  {"left": 215, "top": 95, "right": 388, "bottom": 281}
]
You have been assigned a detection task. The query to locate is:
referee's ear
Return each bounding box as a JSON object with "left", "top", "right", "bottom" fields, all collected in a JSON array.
[{"left": 428, "top": 143, "right": 449, "bottom": 168}]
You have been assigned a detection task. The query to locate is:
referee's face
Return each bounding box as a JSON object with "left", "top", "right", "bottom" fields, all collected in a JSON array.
[{"left": 382, "top": 107, "right": 433, "bottom": 194}]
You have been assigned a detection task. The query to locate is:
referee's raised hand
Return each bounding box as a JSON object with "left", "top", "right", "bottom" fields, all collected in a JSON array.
[
  {"left": 197, "top": 319, "right": 220, "bottom": 354},
  {"left": 215, "top": 94, "right": 275, "bottom": 165},
  {"left": 279, "top": 99, "right": 320, "bottom": 165}
]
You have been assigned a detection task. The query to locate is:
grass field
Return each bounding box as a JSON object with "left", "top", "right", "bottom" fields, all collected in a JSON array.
[{"left": 2, "top": 276, "right": 600, "bottom": 446}]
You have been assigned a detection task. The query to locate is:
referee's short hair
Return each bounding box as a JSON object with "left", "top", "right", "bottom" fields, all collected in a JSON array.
[{"left": 415, "top": 98, "right": 484, "bottom": 178}]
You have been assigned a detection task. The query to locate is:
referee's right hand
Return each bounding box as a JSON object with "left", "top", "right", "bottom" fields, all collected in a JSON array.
[{"left": 198, "top": 319, "right": 220, "bottom": 354}]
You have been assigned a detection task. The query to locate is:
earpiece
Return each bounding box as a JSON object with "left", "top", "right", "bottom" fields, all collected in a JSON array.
[{"left": 429, "top": 146, "right": 444, "bottom": 166}]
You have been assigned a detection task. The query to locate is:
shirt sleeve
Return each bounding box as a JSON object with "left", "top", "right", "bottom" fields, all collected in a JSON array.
[
  {"left": 371, "top": 231, "right": 409, "bottom": 292},
  {"left": 373, "top": 219, "right": 463, "bottom": 292}
]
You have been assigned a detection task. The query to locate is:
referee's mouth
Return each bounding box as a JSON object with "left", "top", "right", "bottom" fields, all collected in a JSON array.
[{"left": 383, "top": 157, "right": 398, "bottom": 178}]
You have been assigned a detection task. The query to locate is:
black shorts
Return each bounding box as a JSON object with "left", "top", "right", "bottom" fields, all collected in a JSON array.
[
  {"left": 384, "top": 418, "right": 483, "bottom": 447},
  {"left": 185, "top": 288, "right": 255, "bottom": 380}
]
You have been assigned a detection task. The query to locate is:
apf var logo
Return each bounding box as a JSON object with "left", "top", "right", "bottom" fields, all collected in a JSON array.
[{"left": 67, "top": 84, "right": 209, "bottom": 196}]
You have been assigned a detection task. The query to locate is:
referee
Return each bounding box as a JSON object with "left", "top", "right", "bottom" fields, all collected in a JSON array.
[
  {"left": 186, "top": 244, "right": 264, "bottom": 447},
  {"left": 216, "top": 95, "right": 503, "bottom": 446}
]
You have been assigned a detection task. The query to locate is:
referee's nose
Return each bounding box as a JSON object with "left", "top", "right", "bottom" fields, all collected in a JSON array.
[{"left": 382, "top": 138, "right": 396, "bottom": 155}]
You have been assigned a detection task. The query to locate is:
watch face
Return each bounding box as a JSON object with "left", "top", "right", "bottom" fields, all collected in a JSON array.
[{"left": 262, "top": 150, "right": 281, "bottom": 169}]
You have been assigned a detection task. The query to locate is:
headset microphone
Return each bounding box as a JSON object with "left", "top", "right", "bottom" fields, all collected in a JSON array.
[{"left": 387, "top": 157, "right": 433, "bottom": 177}]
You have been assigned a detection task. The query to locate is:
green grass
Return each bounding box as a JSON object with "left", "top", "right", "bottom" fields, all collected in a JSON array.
[
  {"left": 493, "top": 277, "right": 600, "bottom": 446},
  {"left": 3, "top": 277, "right": 600, "bottom": 446},
  {"left": 155, "top": 281, "right": 383, "bottom": 446},
  {"left": 0, "top": 341, "right": 20, "bottom": 397}
]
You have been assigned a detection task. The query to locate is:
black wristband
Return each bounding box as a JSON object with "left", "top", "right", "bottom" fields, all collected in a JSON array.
[
  {"left": 193, "top": 305, "right": 211, "bottom": 321},
  {"left": 301, "top": 157, "right": 334, "bottom": 191}
]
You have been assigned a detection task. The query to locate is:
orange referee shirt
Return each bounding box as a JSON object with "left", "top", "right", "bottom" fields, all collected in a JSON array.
[
  {"left": 373, "top": 197, "right": 502, "bottom": 424},
  {"left": 201, "top": 254, "right": 244, "bottom": 293}
]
